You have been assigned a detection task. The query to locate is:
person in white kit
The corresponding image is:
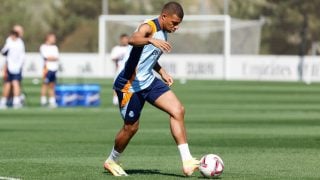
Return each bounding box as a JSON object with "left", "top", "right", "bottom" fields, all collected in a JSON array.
[
  {"left": 0, "top": 25, "right": 25, "bottom": 109},
  {"left": 40, "top": 33, "right": 59, "bottom": 108},
  {"left": 110, "top": 34, "right": 129, "bottom": 105}
]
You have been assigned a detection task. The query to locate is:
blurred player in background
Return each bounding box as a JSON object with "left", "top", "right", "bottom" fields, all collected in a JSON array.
[
  {"left": 110, "top": 34, "right": 129, "bottom": 105},
  {"left": 104, "top": 1, "right": 199, "bottom": 177},
  {"left": 0, "top": 25, "right": 25, "bottom": 109},
  {"left": 40, "top": 33, "right": 59, "bottom": 108}
]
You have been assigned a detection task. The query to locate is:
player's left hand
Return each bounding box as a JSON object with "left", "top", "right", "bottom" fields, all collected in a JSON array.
[{"left": 162, "top": 73, "right": 174, "bottom": 87}]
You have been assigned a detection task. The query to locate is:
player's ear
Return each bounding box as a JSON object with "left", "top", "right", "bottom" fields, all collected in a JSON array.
[{"left": 161, "top": 13, "right": 167, "bottom": 21}]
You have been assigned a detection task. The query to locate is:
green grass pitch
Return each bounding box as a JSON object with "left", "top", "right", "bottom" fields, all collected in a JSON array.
[{"left": 0, "top": 78, "right": 320, "bottom": 179}]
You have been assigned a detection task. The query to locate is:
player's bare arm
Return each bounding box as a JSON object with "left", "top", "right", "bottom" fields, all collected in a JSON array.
[
  {"left": 154, "top": 62, "right": 173, "bottom": 86},
  {"left": 46, "top": 56, "right": 58, "bottom": 61},
  {"left": 129, "top": 24, "right": 172, "bottom": 52}
]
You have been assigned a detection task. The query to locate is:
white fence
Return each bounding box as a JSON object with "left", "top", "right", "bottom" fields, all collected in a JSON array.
[{"left": 1, "top": 53, "right": 320, "bottom": 82}]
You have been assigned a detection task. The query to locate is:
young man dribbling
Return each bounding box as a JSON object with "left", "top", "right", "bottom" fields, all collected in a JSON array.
[{"left": 104, "top": 1, "right": 199, "bottom": 176}]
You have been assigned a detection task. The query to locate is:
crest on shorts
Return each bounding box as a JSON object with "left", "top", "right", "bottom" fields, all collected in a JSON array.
[{"left": 129, "top": 111, "right": 135, "bottom": 118}]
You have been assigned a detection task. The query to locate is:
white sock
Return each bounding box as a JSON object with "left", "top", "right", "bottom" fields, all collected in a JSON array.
[
  {"left": 0, "top": 97, "right": 7, "bottom": 105},
  {"left": 13, "top": 96, "right": 21, "bottom": 105},
  {"left": 41, "top": 96, "right": 47, "bottom": 105},
  {"left": 178, "top": 143, "right": 193, "bottom": 161},
  {"left": 49, "top": 97, "right": 56, "bottom": 105},
  {"left": 106, "top": 147, "right": 121, "bottom": 162}
]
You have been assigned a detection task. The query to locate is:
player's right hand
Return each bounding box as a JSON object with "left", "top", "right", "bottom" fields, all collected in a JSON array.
[
  {"left": 161, "top": 73, "right": 174, "bottom": 87},
  {"left": 149, "top": 38, "right": 172, "bottom": 53}
]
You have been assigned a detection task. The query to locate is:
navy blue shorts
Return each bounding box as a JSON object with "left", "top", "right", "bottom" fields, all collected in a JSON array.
[
  {"left": 4, "top": 69, "right": 22, "bottom": 82},
  {"left": 43, "top": 70, "right": 57, "bottom": 84},
  {"left": 116, "top": 78, "right": 170, "bottom": 122}
]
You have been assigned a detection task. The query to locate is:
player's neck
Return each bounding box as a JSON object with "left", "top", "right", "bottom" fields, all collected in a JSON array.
[
  {"left": 10, "top": 36, "right": 18, "bottom": 41},
  {"left": 157, "top": 17, "right": 164, "bottom": 30}
]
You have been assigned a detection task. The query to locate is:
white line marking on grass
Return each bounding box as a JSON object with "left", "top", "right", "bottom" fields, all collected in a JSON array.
[{"left": 0, "top": 176, "right": 21, "bottom": 180}]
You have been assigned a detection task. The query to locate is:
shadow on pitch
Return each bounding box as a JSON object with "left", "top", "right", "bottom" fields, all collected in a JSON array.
[{"left": 103, "top": 169, "right": 185, "bottom": 178}]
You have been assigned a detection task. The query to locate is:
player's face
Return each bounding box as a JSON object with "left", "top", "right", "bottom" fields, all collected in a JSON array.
[
  {"left": 10, "top": 34, "right": 18, "bottom": 40},
  {"left": 13, "top": 25, "right": 24, "bottom": 37},
  {"left": 163, "top": 14, "right": 182, "bottom": 33},
  {"left": 47, "top": 35, "right": 56, "bottom": 44},
  {"left": 120, "top": 36, "right": 129, "bottom": 46}
]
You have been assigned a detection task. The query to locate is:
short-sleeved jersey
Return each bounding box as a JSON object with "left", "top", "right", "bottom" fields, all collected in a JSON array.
[
  {"left": 1, "top": 37, "right": 25, "bottom": 74},
  {"left": 40, "top": 44, "right": 59, "bottom": 71},
  {"left": 113, "top": 18, "right": 167, "bottom": 93}
]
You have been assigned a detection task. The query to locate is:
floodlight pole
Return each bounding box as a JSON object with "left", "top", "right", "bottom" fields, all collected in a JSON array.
[
  {"left": 101, "top": 0, "right": 108, "bottom": 76},
  {"left": 99, "top": 16, "right": 107, "bottom": 76},
  {"left": 102, "top": 0, "right": 108, "bottom": 14},
  {"left": 224, "top": 0, "right": 229, "bottom": 15}
]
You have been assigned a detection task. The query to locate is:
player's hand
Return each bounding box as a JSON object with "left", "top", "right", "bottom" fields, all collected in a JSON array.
[
  {"left": 149, "top": 39, "right": 172, "bottom": 53},
  {"left": 161, "top": 72, "right": 174, "bottom": 87}
]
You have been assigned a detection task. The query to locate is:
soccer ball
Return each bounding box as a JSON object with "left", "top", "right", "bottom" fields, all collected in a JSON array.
[{"left": 199, "top": 154, "right": 224, "bottom": 178}]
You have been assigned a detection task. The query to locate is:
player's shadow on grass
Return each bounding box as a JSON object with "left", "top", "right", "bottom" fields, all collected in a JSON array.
[{"left": 104, "top": 169, "right": 185, "bottom": 178}]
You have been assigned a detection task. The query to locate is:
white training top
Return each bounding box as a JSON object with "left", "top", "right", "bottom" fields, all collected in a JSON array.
[
  {"left": 110, "top": 45, "right": 129, "bottom": 73},
  {"left": 40, "top": 44, "right": 59, "bottom": 71},
  {"left": 1, "top": 37, "right": 25, "bottom": 74}
]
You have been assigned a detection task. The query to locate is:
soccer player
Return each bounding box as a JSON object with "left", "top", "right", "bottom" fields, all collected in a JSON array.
[
  {"left": 0, "top": 25, "right": 25, "bottom": 109},
  {"left": 40, "top": 33, "right": 59, "bottom": 108},
  {"left": 110, "top": 34, "right": 129, "bottom": 105},
  {"left": 104, "top": 1, "right": 199, "bottom": 176}
]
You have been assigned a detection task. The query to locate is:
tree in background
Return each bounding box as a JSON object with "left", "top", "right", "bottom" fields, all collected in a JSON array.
[
  {"left": 229, "top": 0, "right": 320, "bottom": 55},
  {"left": 49, "top": 0, "right": 101, "bottom": 52},
  {"left": 1, "top": 0, "right": 319, "bottom": 54},
  {"left": 0, "top": 0, "right": 101, "bottom": 52},
  {"left": 0, "top": 1, "right": 33, "bottom": 50}
]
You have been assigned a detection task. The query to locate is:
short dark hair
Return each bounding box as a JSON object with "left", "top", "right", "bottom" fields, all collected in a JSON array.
[
  {"left": 45, "top": 32, "right": 56, "bottom": 41},
  {"left": 10, "top": 30, "right": 19, "bottom": 37},
  {"left": 161, "top": 1, "right": 184, "bottom": 19},
  {"left": 120, "top": 33, "right": 128, "bottom": 38}
]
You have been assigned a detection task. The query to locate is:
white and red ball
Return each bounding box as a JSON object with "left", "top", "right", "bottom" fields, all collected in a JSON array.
[{"left": 199, "top": 154, "right": 224, "bottom": 178}]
